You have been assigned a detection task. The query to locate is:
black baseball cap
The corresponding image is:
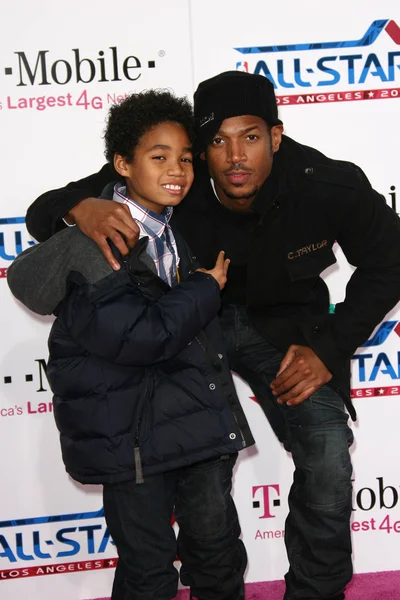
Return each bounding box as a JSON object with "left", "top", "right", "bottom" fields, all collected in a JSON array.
[{"left": 193, "top": 70, "right": 282, "bottom": 155}]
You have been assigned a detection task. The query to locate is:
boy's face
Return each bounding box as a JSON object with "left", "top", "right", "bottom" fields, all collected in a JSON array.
[{"left": 114, "top": 122, "right": 193, "bottom": 214}]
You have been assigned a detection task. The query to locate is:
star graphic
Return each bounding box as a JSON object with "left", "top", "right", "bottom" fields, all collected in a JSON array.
[
  {"left": 378, "top": 388, "right": 385, "bottom": 394},
  {"left": 108, "top": 560, "right": 115, "bottom": 567},
  {"left": 368, "top": 91, "right": 375, "bottom": 98}
]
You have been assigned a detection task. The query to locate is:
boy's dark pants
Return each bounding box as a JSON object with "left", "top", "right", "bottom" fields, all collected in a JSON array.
[{"left": 103, "top": 453, "right": 246, "bottom": 600}]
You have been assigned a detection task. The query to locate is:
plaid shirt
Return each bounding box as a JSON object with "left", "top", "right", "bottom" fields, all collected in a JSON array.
[{"left": 113, "top": 184, "right": 180, "bottom": 286}]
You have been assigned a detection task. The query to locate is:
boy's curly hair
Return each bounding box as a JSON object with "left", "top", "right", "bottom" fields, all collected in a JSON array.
[{"left": 104, "top": 90, "right": 194, "bottom": 163}]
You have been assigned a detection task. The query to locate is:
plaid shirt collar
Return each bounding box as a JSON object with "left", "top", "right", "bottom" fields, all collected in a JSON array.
[
  {"left": 113, "top": 184, "right": 179, "bottom": 286},
  {"left": 113, "top": 184, "right": 173, "bottom": 233}
]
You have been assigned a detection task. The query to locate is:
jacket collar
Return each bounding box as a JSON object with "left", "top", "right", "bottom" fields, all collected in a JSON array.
[{"left": 250, "top": 147, "right": 285, "bottom": 217}]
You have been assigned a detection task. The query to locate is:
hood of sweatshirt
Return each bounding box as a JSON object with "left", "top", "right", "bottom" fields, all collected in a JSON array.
[{"left": 7, "top": 226, "right": 114, "bottom": 315}]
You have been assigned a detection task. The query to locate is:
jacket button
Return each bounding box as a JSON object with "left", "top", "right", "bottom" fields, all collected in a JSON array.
[
  {"left": 209, "top": 383, "right": 216, "bottom": 390},
  {"left": 304, "top": 167, "right": 314, "bottom": 176},
  {"left": 272, "top": 201, "right": 280, "bottom": 209},
  {"left": 229, "top": 433, "right": 236, "bottom": 440},
  {"left": 218, "top": 353, "right": 223, "bottom": 359},
  {"left": 312, "top": 325, "right": 320, "bottom": 334}
]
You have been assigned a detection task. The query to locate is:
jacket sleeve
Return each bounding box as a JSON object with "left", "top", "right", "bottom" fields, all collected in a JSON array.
[
  {"left": 64, "top": 271, "right": 221, "bottom": 366},
  {"left": 301, "top": 174, "right": 400, "bottom": 375},
  {"left": 7, "top": 228, "right": 113, "bottom": 316},
  {"left": 26, "top": 163, "right": 115, "bottom": 242}
]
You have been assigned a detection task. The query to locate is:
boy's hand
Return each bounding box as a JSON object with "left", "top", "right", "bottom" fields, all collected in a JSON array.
[
  {"left": 197, "top": 251, "right": 230, "bottom": 290},
  {"left": 67, "top": 198, "right": 140, "bottom": 271}
]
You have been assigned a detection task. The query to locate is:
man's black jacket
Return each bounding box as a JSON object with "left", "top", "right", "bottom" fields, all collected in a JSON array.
[{"left": 26, "top": 135, "right": 400, "bottom": 414}]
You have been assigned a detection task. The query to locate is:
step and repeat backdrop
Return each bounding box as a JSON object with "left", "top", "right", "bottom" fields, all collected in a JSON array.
[{"left": 0, "top": 1, "right": 399, "bottom": 598}]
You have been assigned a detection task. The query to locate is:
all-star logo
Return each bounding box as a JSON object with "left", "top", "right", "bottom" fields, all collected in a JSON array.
[
  {"left": 0, "top": 217, "right": 35, "bottom": 279},
  {"left": 0, "top": 506, "right": 116, "bottom": 578},
  {"left": 234, "top": 19, "right": 400, "bottom": 105},
  {"left": 352, "top": 321, "right": 400, "bottom": 398},
  {"left": 235, "top": 19, "right": 400, "bottom": 56},
  {"left": 361, "top": 321, "right": 400, "bottom": 347}
]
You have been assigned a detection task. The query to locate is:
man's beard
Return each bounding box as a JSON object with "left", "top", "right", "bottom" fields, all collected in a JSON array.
[{"left": 222, "top": 185, "right": 260, "bottom": 201}]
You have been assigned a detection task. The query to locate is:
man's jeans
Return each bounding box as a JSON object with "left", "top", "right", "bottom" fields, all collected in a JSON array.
[
  {"left": 220, "top": 305, "right": 354, "bottom": 600},
  {"left": 103, "top": 454, "right": 246, "bottom": 600}
]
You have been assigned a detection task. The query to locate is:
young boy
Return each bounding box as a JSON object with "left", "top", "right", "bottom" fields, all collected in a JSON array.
[{"left": 8, "top": 91, "right": 254, "bottom": 600}]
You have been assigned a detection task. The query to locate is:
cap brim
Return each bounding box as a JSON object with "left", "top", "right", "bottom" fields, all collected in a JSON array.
[{"left": 193, "top": 119, "right": 222, "bottom": 156}]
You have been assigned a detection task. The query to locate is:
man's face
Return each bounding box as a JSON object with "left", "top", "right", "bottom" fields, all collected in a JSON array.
[{"left": 202, "top": 115, "right": 283, "bottom": 212}]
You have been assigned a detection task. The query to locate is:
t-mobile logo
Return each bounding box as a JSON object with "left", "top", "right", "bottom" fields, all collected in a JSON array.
[{"left": 252, "top": 484, "right": 281, "bottom": 518}]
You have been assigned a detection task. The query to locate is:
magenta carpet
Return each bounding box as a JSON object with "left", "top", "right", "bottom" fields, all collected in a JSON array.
[{"left": 92, "top": 570, "right": 400, "bottom": 600}]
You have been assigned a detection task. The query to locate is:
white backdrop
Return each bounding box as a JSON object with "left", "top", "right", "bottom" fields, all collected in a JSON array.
[{"left": 1, "top": 1, "right": 399, "bottom": 598}]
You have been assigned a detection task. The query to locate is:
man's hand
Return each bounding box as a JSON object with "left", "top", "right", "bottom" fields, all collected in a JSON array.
[
  {"left": 197, "top": 251, "right": 230, "bottom": 290},
  {"left": 270, "top": 345, "right": 332, "bottom": 406},
  {"left": 67, "top": 198, "right": 140, "bottom": 270}
]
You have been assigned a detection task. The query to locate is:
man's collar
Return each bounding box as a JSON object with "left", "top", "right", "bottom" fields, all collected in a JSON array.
[
  {"left": 209, "top": 178, "right": 222, "bottom": 204},
  {"left": 249, "top": 145, "right": 291, "bottom": 217}
]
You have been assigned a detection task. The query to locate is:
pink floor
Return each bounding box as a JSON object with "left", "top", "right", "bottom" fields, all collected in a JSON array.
[{"left": 93, "top": 570, "right": 400, "bottom": 600}]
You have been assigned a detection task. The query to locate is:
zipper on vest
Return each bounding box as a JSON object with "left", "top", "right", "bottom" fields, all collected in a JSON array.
[
  {"left": 232, "top": 411, "right": 247, "bottom": 448},
  {"left": 133, "top": 370, "right": 152, "bottom": 484},
  {"left": 134, "top": 444, "right": 144, "bottom": 484}
]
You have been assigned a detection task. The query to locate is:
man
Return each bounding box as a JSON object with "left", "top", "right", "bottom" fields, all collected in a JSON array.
[{"left": 26, "top": 71, "right": 400, "bottom": 600}]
